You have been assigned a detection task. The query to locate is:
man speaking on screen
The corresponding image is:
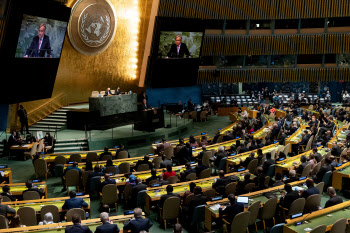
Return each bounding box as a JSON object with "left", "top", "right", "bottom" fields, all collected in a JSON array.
[
  {"left": 166, "top": 35, "right": 191, "bottom": 58},
  {"left": 24, "top": 23, "right": 52, "bottom": 58}
]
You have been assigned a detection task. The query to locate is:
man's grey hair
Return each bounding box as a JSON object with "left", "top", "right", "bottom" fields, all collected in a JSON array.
[
  {"left": 134, "top": 208, "right": 142, "bottom": 217},
  {"left": 289, "top": 169, "right": 296, "bottom": 177},
  {"left": 218, "top": 146, "right": 224, "bottom": 152},
  {"left": 175, "top": 35, "right": 182, "bottom": 40},
  {"left": 100, "top": 212, "right": 109, "bottom": 222},
  {"left": 327, "top": 186, "right": 336, "bottom": 195},
  {"left": 39, "top": 23, "right": 46, "bottom": 31}
]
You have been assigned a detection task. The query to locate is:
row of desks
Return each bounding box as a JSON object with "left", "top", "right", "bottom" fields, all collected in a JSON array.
[
  {"left": 0, "top": 182, "right": 47, "bottom": 199},
  {"left": 204, "top": 179, "right": 308, "bottom": 231}
]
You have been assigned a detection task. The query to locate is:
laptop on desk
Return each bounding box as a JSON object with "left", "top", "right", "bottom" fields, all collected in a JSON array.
[{"left": 237, "top": 196, "right": 249, "bottom": 208}]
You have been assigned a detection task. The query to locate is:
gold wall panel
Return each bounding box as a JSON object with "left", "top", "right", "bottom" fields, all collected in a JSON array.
[
  {"left": 158, "top": 0, "right": 350, "bottom": 19},
  {"left": 202, "top": 33, "right": 350, "bottom": 56},
  {"left": 197, "top": 68, "right": 350, "bottom": 84},
  {"left": 51, "top": 0, "right": 153, "bottom": 104}
]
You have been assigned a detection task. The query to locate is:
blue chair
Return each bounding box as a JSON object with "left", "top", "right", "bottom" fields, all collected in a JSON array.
[
  {"left": 136, "top": 190, "right": 147, "bottom": 210},
  {"left": 190, "top": 204, "right": 206, "bottom": 232},
  {"left": 322, "top": 171, "right": 332, "bottom": 191},
  {"left": 89, "top": 176, "right": 102, "bottom": 199},
  {"left": 219, "top": 158, "right": 227, "bottom": 171},
  {"left": 270, "top": 223, "right": 284, "bottom": 233},
  {"left": 266, "top": 164, "right": 275, "bottom": 179}
]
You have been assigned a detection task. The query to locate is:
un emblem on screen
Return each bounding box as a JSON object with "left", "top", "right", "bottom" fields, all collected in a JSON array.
[{"left": 68, "top": 0, "right": 116, "bottom": 55}]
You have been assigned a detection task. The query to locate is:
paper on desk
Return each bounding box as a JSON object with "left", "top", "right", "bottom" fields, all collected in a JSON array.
[
  {"left": 210, "top": 204, "right": 221, "bottom": 211},
  {"left": 293, "top": 187, "right": 305, "bottom": 192},
  {"left": 0, "top": 171, "right": 4, "bottom": 176},
  {"left": 22, "top": 145, "right": 29, "bottom": 147},
  {"left": 12, "top": 145, "right": 19, "bottom": 147}
]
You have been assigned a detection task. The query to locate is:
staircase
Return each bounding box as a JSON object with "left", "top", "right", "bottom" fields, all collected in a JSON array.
[
  {"left": 29, "top": 107, "right": 71, "bottom": 133},
  {"left": 54, "top": 138, "right": 89, "bottom": 153}
]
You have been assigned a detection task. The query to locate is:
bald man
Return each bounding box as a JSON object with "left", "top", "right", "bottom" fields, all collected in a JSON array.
[{"left": 324, "top": 187, "right": 343, "bottom": 208}]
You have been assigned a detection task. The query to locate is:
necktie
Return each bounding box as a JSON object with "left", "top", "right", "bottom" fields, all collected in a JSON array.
[
  {"left": 39, "top": 39, "right": 42, "bottom": 50},
  {"left": 177, "top": 46, "right": 179, "bottom": 55}
]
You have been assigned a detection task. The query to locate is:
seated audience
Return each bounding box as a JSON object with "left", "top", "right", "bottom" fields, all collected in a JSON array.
[
  {"left": 162, "top": 165, "right": 176, "bottom": 180},
  {"left": 212, "top": 170, "right": 231, "bottom": 195},
  {"left": 1, "top": 185, "right": 16, "bottom": 201},
  {"left": 219, "top": 194, "right": 244, "bottom": 224},
  {"left": 285, "top": 170, "right": 297, "bottom": 184},
  {"left": 95, "top": 212, "right": 120, "bottom": 233},
  {"left": 9, "top": 214, "right": 26, "bottom": 229},
  {"left": 159, "top": 185, "right": 180, "bottom": 208},
  {"left": 273, "top": 173, "right": 284, "bottom": 187},
  {"left": 131, "top": 178, "right": 147, "bottom": 207},
  {"left": 279, "top": 183, "right": 300, "bottom": 210},
  {"left": 39, "top": 212, "right": 54, "bottom": 225},
  {"left": 295, "top": 155, "right": 308, "bottom": 175},
  {"left": 301, "top": 179, "right": 319, "bottom": 199},
  {"left": 135, "top": 155, "right": 153, "bottom": 171},
  {"left": 65, "top": 214, "right": 92, "bottom": 233},
  {"left": 188, "top": 186, "right": 208, "bottom": 216},
  {"left": 324, "top": 187, "right": 343, "bottom": 208},
  {"left": 0, "top": 195, "right": 15, "bottom": 220},
  {"left": 145, "top": 168, "right": 159, "bottom": 185},
  {"left": 100, "top": 147, "right": 112, "bottom": 160},
  {"left": 24, "top": 180, "right": 44, "bottom": 197},
  {"left": 313, "top": 157, "right": 332, "bottom": 183},
  {"left": 262, "top": 152, "right": 274, "bottom": 174},
  {"left": 123, "top": 208, "right": 153, "bottom": 233},
  {"left": 62, "top": 190, "right": 89, "bottom": 210},
  {"left": 173, "top": 223, "right": 183, "bottom": 233},
  {"left": 100, "top": 173, "right": 116, "bottom": 191},
  {"left": 158, "top": 174, "right": 168, "bottom": 186},
  {"left": 195, "top": 160, "right": 208, "bottom": 177}
]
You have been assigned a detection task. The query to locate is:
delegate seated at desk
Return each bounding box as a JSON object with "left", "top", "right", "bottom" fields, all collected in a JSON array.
[
  {"left": 62, "top": 190, "right": 89, "bottom": 210},
  {"left": 141, "top": 99, "right": 152, "bottom": 111},
  {"left": 166, "top": 35, "right": 191, "bottom": 58}
]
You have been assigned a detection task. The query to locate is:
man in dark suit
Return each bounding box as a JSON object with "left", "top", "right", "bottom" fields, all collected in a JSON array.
[
  {"left": 219, "top": 194, "right": 244, "bottom": 224},
  {"left": 312, "top": 148, "right": 323, "bottom": 163},
  {"left": 240, "top": 152, "right": 255, "bottom": 168},
  {"left": 23, "top": 180, "right": 44, "bottom": 198},
  {"left": 1, "top": 185, "right": 16, "bottom": 201},
  {"left": 313, "top": 158, "right": 332, "bottom": 183},
  {"left": 279, "top": 184, "right": 299, "bottom": 210},
  {"left": 319, "top": 116, "right": 335, "bottom": 135},
  {"left": 212, "top": 170, "right": 231, "bottom": 195},
  {"left": 145, "top": 168, "right": 159, "bottom": 185},
  {"left": 135, "top": 155, "right": 153, "bottom": 171},
  {"left": 114, "top": 87, "right": 121, "bottom": 95},
  {"left": 17, "top": 105, "right": 29, "bottom": 134},
  {"left": 301, "top": 179, "right": 319, "bottom": 199},
  {"left": 100, "top": 147, "right": 112, "bottom": 159},
  {"left": 213, "top": 146, "right": 228, "bottom": 167},
  {"left": 324, "top": 187, "right": 343, "bottom": 208},
  {"left": 141, "top": 99, "right": 150, "bottom": 111},
  {"left": 331, "top": 142, "right": 342, "bottom": 157},
  {"left": 62, "top": 190, "right": 89, "bottom": 210},
  {"left": 65, "top": 214, "right": 92, "bottom": 233},
  {"left": 104, "top": 88, "right": 113, "bottom": 96},
  {"left": 183, "top": 162, "right": 196, "bottom": 176},
  {"left": 159, "top": 185, "right": 180, "bottom": 208},
  {"left": 195, "top": 160, "right": 208, "bottom": 177},
  {"left": 188, "top": 186, "right": 208, "bottom": 216},
  {"left": 100, "top": 174, "right": 116, "bottom": 191},
  {"left": 25, "top": 23, "right": 51, "bottom": 58},
  {"left": 7, "top": 131, "right": 18, "bottom": 148},
  {"left": 131, "top": 178, "right": 147, "bottom": 207},
  {"left": 166, "top": 35, "right": 191, "bottom": 58},
  {"left": 95, "top": 212, "right": 120, "bottom": 233},
  {"left": 123, "top": 208, "right": 153, "bottom": 233},
  {"left": 295, "top": 155, "right": 308, "bottom": 176},
  {"left": 285, "top": 170, "right": 298, "bottom": 184},
  {"left": 0, "top": 195, "right": 16, "bottom": 221},
  {"left": 262, "top": 152, "right": 274, "bottom": 174}
]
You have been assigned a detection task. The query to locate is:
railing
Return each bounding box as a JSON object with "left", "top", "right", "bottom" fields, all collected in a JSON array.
[{"left": 16, "top": 93, "right": 68, "bottom": 130}]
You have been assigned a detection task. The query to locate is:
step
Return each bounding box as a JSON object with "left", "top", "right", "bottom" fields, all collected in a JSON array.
[
  {"left": 51, "top": 112, "right": 67, "bottom": 116},
  {"left": 56, "top": 139, "right": 87, "bottom": 143},
  {"left": 46, "top": 115, "right": 67, "bottom": 119},
  {"left": 41, "top": 118, "right": 67, "bottom": 123},
  {"left": 35, "top": 121, "right": 66, "bottom": 126},
  {"left": 55, "top": 142, "right": 88, "bottom": 148},
  {"left": 28, "top": 128, "right": 61, "bottom": 133},
  {"left": 54, "top": 146, "right": 89, "bottom": 152},
  {"left": 56, "top": 109, "right": 70, "bottom": 112}
]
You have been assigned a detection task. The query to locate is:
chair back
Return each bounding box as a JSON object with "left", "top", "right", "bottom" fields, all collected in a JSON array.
[
  {"left": 69, "top": 154, "right": 82, "bottom": 163},
  {"left": 117, "top": 151, "right": 128, "bottom": 159},
  {"left": 148, "top": 180, "right": 159, "bottom": 186},
  {"left": 101, "top": 155, "right": 112, "bottom": 161},
  {"left": 118, "top": 162, "right": 130, "bottom": 174},
  {"left": 23, "top": 191, "right": 41, "bottom": 200},
  {"left": 82, "top": 171, "right": 93, "bottom": 190},
  {"left": 37, "top": 139, "right": 44, "bottom": 153},
  {"left": 322, "top": 171, "right": 332, "bottom": 189},
  {"left": 164, "top": 146, "right": 174, "bottom": 160},
  {"left": 86, "top": 152, "right": 98, "bottom": 162},
  {"left": 202, "top": 188, "right": 215, "bottom": 198},
  {"left": 260, "top": 197, "right": 277, "bottom": 220},
  {"left": 137, "top": 190, "right": 147, "bottom": 209},
  {"left": 167, "top": 176, "right": 179, "bottom": 184},
  {"left": 310, "top": 162, "right": 321, "bottom": 176},
  {"left": 225, "top": 182, "right": 236, "bottom": 195},
  {"left": 288, "top": 198, "right": 306, "bottom": 219},
  {"left": 270, "top": 223, "right": 285, "bottom": 233},
  {"left": 40, "top": 205, "right": 60, "bottom": 223},
  {"left": 34, "top": 159, "right": 47, "bottom": 179},
  {"left": 66, "top": 208, "right": 86, "bottom": 222},
  {"left": 283, "top": 144, "right": 291, "bottom": 156},
  {"left": 264, "top": 176, "right": 270, "bottom": 186},
  {"left": 258, "top": 156, "right": 266, "bottom": 167},
  {"left": 309, "top": 225, "right": 327, "bottom": 233},
  {"left": 162, "top": 197, "right": 181, "bottom": 220},
  {"left": 217, "top": 135, "right": 224, "bottom": 143},
  {"left": 230, "top": 211, "right": 250, "bottom": 233},
  {"left": 267, "top": 164, "right": 275, "bottom": 178},
  {"left": 315, "top": 182, "right": 324, "bottom": 195},
  {"left": 248, "top": 200, "right": 261, "bottom": 226},
  {"left": 330, "top": 218, "right": 347, "bottom": 233},
  {"left": 65, "top": 169, "right": 80, "bottom": 187},
  {"left": 270, "top": 149, "right": 276, "bottom": 160},
  {"left": 0, "top": 215, "right": 7, "bottom": 229},
  {"left": 199, "top": 168, "right": 211, "bottom": 179},
  {"left": 244, "top": 183, "right": 255, "bottom": 193},
  {"left": 190, "top": 111, "right": 197, "bottom": 121},
  {"left": 137, "top": 164, "right": 149, "bottom": 172},
  {"left": 305, "top": 135, "right": 314, "bottom": 151},
  {"left": 17, "top": 207, "right": 37, "bottom": 226},
  {"left": 183, "top": 112, "right": 189, "bottom": 119},
  {"left": 54, "top": 155, "right": 66, "bottom": 165},
  {"left": 124, "top": 184, "right": 133, "bottom": 203},
  {"left": 190, "top": 204, "right": 206, "bottom": 227},
  {"left": 153, "top": 157, "right": 163, "bottom": 169},
  {"left": 91, "top": 91, "right": 99, "bottom": 97},
  {"left": 1, "top": 196, "right": 11, "bottom": 202},
  {"left": 184, "top": 193, "right": 195, "bottom": 206},
  {"left": 247, "top": 159, "right": 258, "bottom": 174},
  {"left": 304, "top": 194, "right": 321, "bottom": 213},
  {"left": 28, "top": 142, "right": 38, "bottom": 157},
  {"left": 200, "top": 111, "right": 207, "bottom": 121},
  {"left": 102, "top": 184, "right": 118, "bottom": 205},
  {"left": 301, "top": 163, "right": 312, "bottom": 177},
  {"left": 219, "top": 157, "right": 227, "bottom": 171},
  {"left": 103, "top": 166, "right": 118, "bottom": 174},
  {"left": 186, "top": 173, "right": 196, "bottom": 181},
  {"left": 202, "top": 151, "right": 213, "bottom": 167}
]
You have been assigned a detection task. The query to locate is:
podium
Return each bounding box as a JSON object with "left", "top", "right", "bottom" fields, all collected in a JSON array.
[{"left": 134, "top": 109, "right": 165, "bottom": 132}]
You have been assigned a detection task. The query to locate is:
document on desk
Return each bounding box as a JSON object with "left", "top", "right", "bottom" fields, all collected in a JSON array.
[
  {"left": 210, "top": 204, "right": 221, "bottom": 211},
  {"left": 293, "top": 187, "right": 305, "bottom": 192},
  {"left": 22, "top": 145, "right": 30, "bottom": 147}
]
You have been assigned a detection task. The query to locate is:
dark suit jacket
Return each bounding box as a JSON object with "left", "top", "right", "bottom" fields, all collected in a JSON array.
[
  {"left": 214, "top": 152, "right": 228, "bottom": 167},
  {"left": 131, "top": 183, "right": 147, "bottom": 204},
  {"left": 285, "top": 177, "right": 298, "bottom": 184},
  {"left": 314, "top": 153, "right": 323, "bottom": 163},
  {"left": 123, "top": 217, "right": 153, "bottom": 233},
  {"left": 296, "top": 162, "right": 308, "bottom": 175},
  {"left": 25, "top": 35, "right": 51, "bottom": 57},
  {"left": 219, "top": 203, "right": 244, "bottom": 224},
  {"left": 0, "top": 204, "right": 15, "bottom": 217},
  {"left": 263, "top": 159, "right": 274, "bottom": 174},
  {"left": 101, "top": 179, "right": 116, "bottom": 191},
  {"left": 135, "top": 160, "right": 153, "bottom": 170},
  {"left": 242, "top": 156, "right": 254, "bottom": 168},
  {"left": 189, "top": 194, "right": 208, "bottom": 214},
  {"left": 331, "top": 145, "right": 341, "bottom": 157},
  {"left": 95, "top": 222, "right": 120, "bottom": 233},
  {"left": 62, "top": 197, "right": 89, "bottom": 210},
  {"left": 301, "top": 187, "right": 319, "bottom": 199},
  {"left": 159, "top": 192, "right": 180, "bottom": 208},
  {"left": 167, "top": 43, "right": 190, "bottom": 58},
  {"left": 104, "top": 90, "right": 113, "bottom": 96},
  {"left": 65, "top": 224, "right": 92, "bottom": 233},
  {"left": 141, "top": 104, "right": 149, "bottom": 110},
  {"left": 324, "top": 196, "right": 343, "bottom": 208},
  {"left": 23, "top": 187, "right": 44, "bottom": 198},
  {"left": 0, "top": 192, "right": 16, "bottom": 201},
  {"left": 315, "top": 164, "right": 332, "bottom": 182},
  {"left": 280, "top": 191, "right": 299, "bottom": 209},
  {"left": 8, "top": 135, "right": 17, "bottom": 147}
]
